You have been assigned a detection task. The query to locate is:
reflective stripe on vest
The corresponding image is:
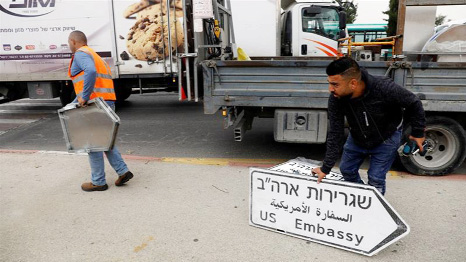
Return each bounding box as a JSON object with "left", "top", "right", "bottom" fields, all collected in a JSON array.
[
  {"left": 71, "top": 73, "right": 112, "bottom": 84},
  {"left": 76, "top": 88, "right": 115, "bottom": 97},
  {"left": 68, "top": 46, "right": 116, "bottom": 101}
]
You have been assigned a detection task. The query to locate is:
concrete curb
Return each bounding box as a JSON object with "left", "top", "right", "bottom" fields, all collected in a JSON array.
[
  {"left": 0, "top": 149, "right": 283, "bottom": 168},
  {"left": 1, "top": 149, "right": 464, "bottom": 179}
]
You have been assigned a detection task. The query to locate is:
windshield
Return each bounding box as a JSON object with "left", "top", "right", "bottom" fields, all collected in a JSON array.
[{"left": 302, "top": 7, "right": 340, "bottom": 41}]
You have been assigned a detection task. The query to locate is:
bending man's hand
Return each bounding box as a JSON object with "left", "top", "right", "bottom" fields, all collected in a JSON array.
[
  {"left": 409, "top": 135, "right": 426, "bottom": 152},
  {"left": 77, "top": 96, "right": 87, "bottom": 107},
  {"left": 312, "top": 167, "right": 327, "bottom": 184}
]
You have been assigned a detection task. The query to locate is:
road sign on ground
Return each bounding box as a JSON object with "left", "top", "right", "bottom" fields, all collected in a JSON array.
[
  {"left": 249, "top": 168, "right": 410, "bottom": 256},
  {"left": 269, "top": 157, "right": 344, "bottom": 181}
]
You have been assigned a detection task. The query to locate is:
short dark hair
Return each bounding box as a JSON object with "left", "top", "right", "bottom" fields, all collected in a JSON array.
[
  {"left": 69, "top": 30, "right": 87, "bottom": 44},
  {"left": 326, "top": 57, "right": 361, "bottom": 80}
]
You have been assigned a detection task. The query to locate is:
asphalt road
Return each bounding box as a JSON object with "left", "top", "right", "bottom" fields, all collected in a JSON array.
[
  {"left": 0, "top": 93, "right": 464, "bottom": 174},
  {"left": 0, "top": 93, "right": 323, "bottom": 159}
]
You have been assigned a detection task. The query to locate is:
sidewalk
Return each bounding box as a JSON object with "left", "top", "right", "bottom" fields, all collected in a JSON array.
[{"left": 1, "top": 150, "right": 465, "bottom": 262}]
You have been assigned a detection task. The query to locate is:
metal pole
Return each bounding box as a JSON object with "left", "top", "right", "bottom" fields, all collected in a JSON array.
[
  {"left": 173, "top": 0, "right": 179, "bottom": 76},
  {"left": 225, "top": 0, "right": 235, "bottom": 44},
  {"left": 159, "top": 0, "right": 167, "bottom": 75},
  {"left": 166, "top": 0, "right": 174, "bottom": 75},
  {"left": 406, "top": 0, "right": 466, "bottom": 5},
  {"left": 192, "top": 0, "right": 200, "bottom": 102},
  {"left": 178, "top": 56, "right": 183, "bottom": 100},
  {"left": 212, "top": 0, "right": 220, "bottom": 19},
  {"left": 194, "top": 32, "right": 199, "bottom": 102},
  {"left": 139, "top": 78, "right": 143, "bottom": 95},
  {"left": 182, "top": 0, "right": 192, "bottom": 100},
  {"left": 395, "top": 0, "right": 406, "bottom": 56}
]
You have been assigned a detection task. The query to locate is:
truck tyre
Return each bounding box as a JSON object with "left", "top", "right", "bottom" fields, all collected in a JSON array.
[
  {"left": 115, "top": 84, "right": 132, "bottom": 102},
  {"left": 400, "top": 116, "right": 466, "bottom": 175},
  {"left": 59, "top": 82, "right": 76, "bottom": 106},
  {"left": 6, "top": 82, "right": 27, "bottom": 101}
]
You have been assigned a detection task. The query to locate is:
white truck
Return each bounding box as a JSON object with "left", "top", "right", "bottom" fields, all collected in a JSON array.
[
  {"left": 2, "top": 0, "right": 464, "bottom": 175},
  {"left": 200, "top": 0, "right": 466, "bottom": 176},
  {"left": 231, "top": 0, "right": 345, "bottom": 57},
  {"left": 0, "top": 0, "right": 340, "bottom": 104},
  {"left": 0, "top": 0, "right": 187, "bottom": 104}
]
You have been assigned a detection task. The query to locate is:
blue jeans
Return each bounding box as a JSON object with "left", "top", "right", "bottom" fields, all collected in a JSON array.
[
  {"left": 88, "top": 102, "right": 129, "bottom": 186},
  {"left": 339, "top": 129, "right": 402, "bottom": 195}
]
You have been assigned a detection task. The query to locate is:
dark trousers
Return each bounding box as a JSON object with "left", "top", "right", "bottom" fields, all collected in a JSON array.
[{"left": 339, "top": 129, "right": 402, "bottom": 195}]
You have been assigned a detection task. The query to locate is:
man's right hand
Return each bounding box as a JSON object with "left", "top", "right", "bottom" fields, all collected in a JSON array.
[
  {"left": 77, "top": 96, "right": 88, "bottom": 108},
  {"left": 409, "top": 135, "right": 426, "bottom": 153},
  {"left": 312, "top": 167, "right": 327, "bottom": 184}
]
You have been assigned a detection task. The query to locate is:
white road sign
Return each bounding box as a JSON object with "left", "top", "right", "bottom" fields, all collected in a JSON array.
[
  {"left": 249, "top": 168, "right": 410, "bottom": 256},
  {"left": 269, "top": 158, "right": 344, "bottom": 181}
]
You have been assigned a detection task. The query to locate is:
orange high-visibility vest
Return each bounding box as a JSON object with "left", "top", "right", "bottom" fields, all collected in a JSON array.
[{"left": 68, "top": 46, "right": 116, "bottom": 101}]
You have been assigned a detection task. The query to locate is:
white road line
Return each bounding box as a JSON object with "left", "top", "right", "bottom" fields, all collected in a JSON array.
[
  {"left": 37, "top": 150, "right": 87, "bottom": 156},
  {"left": 0, "top": 119, "right": 37, "bottom": 124},
  {"left": 12, "top": 98, "right": 60, "bottom": 102},
  {"left": 0, "top": 103, "right": 62, "bottom": 107},
  {"left": 0, "top": 110, "right": 58, "bottom": 114}
]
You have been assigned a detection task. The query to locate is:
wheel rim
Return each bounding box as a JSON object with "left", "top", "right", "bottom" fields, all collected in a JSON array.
[{"left": 410, "top": 126, "right": 457, "bottom": 169}]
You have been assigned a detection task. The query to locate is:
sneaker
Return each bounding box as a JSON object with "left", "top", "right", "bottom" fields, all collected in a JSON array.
[
  {"left": 115, "top": 171, "right": 134, "bottom": 186},
  {"left": 81, "top": 182, "right": 108, "bottom": 192}
]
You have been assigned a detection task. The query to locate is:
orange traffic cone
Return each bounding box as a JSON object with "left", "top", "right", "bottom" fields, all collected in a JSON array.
[{"left": 180, "top": 86, "right": 187, "bottom": 101}]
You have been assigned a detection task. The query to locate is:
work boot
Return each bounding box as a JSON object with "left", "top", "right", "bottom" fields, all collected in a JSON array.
[
  {"left": 81, "top": 182, "right": 108, "bottom": 192},
  {"left": 115, "top": 171, "right": 134, "bottom": 186}
]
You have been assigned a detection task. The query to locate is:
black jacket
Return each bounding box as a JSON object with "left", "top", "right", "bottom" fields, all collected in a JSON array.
[{"left": 321, "top": 68, "right": 426, "bottom": 174}]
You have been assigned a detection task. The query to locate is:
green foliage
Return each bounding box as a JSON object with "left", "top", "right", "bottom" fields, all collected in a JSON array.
[
  {"left": 383, "top": 0, "right": 398, "bottom": 36},
  {"left": 336, "top": 0, "right": 358, "bottom": 24}
]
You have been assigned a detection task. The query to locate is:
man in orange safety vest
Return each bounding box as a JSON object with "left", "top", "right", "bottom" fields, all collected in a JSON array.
[{"left": 68, "top": 30, "right": 134, "bottom": 192}]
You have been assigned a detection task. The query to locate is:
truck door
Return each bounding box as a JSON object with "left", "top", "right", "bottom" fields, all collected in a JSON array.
[{"left": 294, "top": 5, "right": 341, "bottom": 57}]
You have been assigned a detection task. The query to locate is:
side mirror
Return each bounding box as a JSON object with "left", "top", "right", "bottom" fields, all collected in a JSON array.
[
  {"left": 339, "top": 29, "right": 346, "bottom": 39},
  {"left": 339, "top": 11, "right": 347, "bottom": 29}
]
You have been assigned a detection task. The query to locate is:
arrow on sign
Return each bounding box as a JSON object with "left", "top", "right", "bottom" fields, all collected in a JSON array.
[{"left": 249, "top": 168, "right": 410, "bottom": 256}]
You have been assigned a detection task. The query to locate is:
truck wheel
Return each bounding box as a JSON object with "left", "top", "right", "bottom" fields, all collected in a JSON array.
[
  {"left": 59, "top": 82, "right": 76, "bottom": 106},
  {"left": 115, "top": 85, "right": 132, "bottom": 102},
  {"left": 6, "top": 82, "right": 27, "bottom": 101},
  {"left": 400, "top": 116, "right": 466, "bottom": 175}
]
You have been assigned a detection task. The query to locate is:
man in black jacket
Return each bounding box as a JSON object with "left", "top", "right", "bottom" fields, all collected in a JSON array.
[{"left": 312, "top": 57, "right": 426, "bottom": 195}]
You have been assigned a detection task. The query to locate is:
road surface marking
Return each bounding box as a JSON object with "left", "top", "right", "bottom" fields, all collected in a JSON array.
[
  {"left": 0, "top": 119, "right": 37, "bottom": 124},
  {"left": 0, "top": 149, "right": 464, "bottom": 178}
]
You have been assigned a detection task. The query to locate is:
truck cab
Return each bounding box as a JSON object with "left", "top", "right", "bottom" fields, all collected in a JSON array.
[{"left": 281, "top": 1, "right": 346, "bottom": 57}]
